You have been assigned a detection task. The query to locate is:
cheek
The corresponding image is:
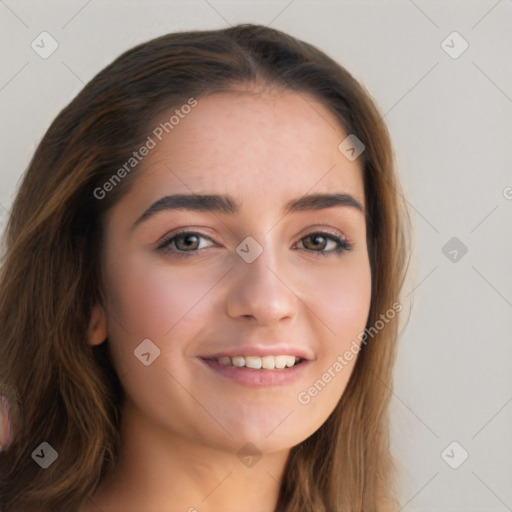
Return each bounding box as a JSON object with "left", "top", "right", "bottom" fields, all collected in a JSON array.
[
  {"left": 306, "top": 258, "right": 372, "bottom": 348},
  {"left": 104, "top": 251, "right": 213, "bottom": 335},
  {"left": 292, "top": 261, "right": 371, "bottom": 427},
  {"left": 102, "top": 252, "right": 224, "bottom": 372}
]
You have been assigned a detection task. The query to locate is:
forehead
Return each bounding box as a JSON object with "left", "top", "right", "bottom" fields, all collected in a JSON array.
[{"left": 115, "top": 89, "right": 365, "bottom": 221}]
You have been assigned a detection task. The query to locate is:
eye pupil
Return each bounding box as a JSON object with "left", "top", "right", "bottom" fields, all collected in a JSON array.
[
  {"left": 177, "top": 234, "right": 199, "bottom": 250},
  {"left": 306, "top": 234, "right": 326, "bottom": 250}
]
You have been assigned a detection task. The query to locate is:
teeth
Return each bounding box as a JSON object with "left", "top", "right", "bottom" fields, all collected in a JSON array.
[
  {"left": 217, "top": 355, "right": 298, "bottom": 369},
  {"left": 284, "top": 356, "right": 296, "bottom": 368},
  {"left": 245, "top": 356, "right": 262, "bottom": 369},
  {"left": 261, "top": 355, "right": 275, "bottom": 369},
  {"left": 232, "top": 356, "right": 245, "bottom": 367},
  {"left": 275, "top": 355, "right": 288, "bottom": 369}
]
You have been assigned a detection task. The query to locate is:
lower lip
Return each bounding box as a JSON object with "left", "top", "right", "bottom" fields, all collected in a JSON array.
[{"left": 200, "top": 358, "right": 308, "bottom": 387}]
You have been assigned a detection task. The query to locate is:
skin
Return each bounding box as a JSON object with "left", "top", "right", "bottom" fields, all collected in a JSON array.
[{"left": 84, "top": 87, "right": 372, "bottom": 512}]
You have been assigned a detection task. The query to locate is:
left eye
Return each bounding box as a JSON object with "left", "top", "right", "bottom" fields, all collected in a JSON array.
[
  {"left": 297, "top": 232, "right": 351, "bottom": 256},
  {"left": 157, "top": 230, "right": 351, "bottom": 258}
]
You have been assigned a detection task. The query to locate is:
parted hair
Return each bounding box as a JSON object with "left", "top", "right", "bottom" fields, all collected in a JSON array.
[{"left": 0, "top": 23, "right": 410, "bottom": 511}]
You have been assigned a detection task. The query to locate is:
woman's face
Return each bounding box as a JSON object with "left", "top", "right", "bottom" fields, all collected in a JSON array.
[{"left": 94, "top": 88, "right": 371, "bottom": 454}]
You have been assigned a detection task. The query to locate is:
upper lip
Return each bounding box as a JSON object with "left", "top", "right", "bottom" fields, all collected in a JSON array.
[{"left": 200, "top": 344, "right": 315, "bottom": 361}]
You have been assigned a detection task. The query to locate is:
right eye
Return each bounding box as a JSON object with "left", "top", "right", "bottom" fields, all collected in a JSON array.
[{"left": 157, "top": 231, "right": 216, "bottom": 258}]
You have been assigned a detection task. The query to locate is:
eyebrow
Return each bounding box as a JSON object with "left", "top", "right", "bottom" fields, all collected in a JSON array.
[{"left": 133, "top": 192, "right": 365, "bottom": 229}]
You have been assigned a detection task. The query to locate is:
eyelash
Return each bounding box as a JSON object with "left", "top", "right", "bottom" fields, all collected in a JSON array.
[{"left": 156, "top": 229, "right": 352, "bottom": 259}]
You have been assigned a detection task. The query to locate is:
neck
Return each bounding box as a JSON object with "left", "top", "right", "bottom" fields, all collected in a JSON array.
[{"left": 88, "top": 399, "right": 290, "bottom": 512}]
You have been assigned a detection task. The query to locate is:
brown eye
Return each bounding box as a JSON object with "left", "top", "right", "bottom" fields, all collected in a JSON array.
[
  {"left": 298, "top": 232, "right": 351, "bottom": 256},
  {"left": 173, "top": 234, "right": 201, "bottom": 251},
  {"left": 157, "top": 231, "right": 215, "bottom": 257},
  {"left": 302, "top": 233, "right": 329, "bottom": 251}
]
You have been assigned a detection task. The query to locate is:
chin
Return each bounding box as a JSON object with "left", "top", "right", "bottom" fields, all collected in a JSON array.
[{"left": 213, "top": 410, "right": 326, "bottom": 455}]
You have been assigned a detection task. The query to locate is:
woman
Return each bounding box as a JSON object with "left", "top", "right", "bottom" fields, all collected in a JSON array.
[{"left": 0, "top": 24, "right": 410, "bottom": 511}]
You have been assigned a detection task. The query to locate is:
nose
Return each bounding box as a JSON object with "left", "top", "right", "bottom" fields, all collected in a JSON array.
[{"left": 225, "top": 240, "right": 299, "bottom": 327}]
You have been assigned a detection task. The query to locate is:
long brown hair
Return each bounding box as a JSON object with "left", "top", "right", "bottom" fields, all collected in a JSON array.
[{"left": 0, "top": 24, "right": 410, "bottom": 511}]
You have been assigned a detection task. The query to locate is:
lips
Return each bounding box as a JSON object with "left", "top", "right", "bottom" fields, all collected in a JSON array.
[{"left": 198, "top": 344, "right": 314, "bottom": 386}]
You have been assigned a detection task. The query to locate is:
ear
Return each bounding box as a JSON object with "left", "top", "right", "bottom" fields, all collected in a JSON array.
[{"left": 88, "top": 302, "right": 108, "bottom": 346}]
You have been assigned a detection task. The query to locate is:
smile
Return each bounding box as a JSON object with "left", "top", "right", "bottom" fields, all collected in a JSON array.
[
  {"left": 206, "top": 355, "right": 302, "bottom": 369},
  {"left": 200, "top": 354, "right": 308, "bottom": 387}
]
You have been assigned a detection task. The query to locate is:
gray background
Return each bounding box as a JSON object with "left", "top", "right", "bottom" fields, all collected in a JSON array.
[{"left": 1, "top": 1, "right": 511, "bottom": 510}]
